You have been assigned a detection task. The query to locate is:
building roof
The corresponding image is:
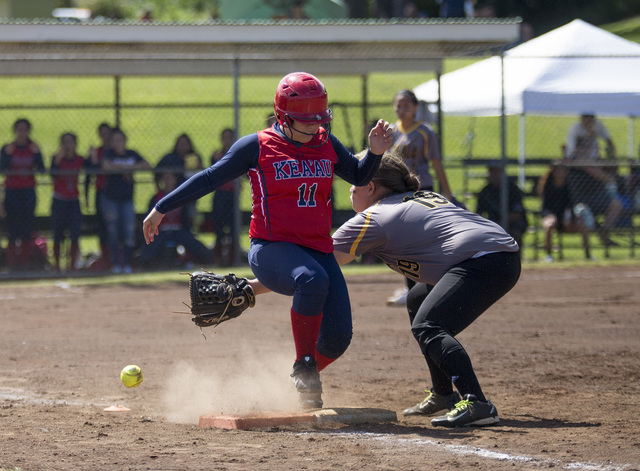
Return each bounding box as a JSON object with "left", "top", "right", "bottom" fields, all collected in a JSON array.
[{"left": 0, "top": 18, "right": 521, "bottom": 76}]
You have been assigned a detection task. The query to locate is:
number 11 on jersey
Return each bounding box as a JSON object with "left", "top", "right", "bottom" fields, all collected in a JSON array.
[{"left": 298, "top": 182, "right": 318, "bottom": 207}]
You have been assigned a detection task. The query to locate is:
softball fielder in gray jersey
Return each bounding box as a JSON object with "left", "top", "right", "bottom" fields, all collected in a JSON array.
[
  {"left": 332, "top": 153, "right": 521, "bottom": 428},
  {"left": 386, "top": 89, "right": 453, "bottom": 307}
]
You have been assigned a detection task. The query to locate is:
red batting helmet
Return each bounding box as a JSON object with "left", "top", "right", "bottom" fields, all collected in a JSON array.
[{"left": 274, "top": 72, "right": 332, "bottom": 125}]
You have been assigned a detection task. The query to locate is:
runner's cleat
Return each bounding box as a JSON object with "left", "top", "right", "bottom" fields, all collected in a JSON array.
[
  {"left": 431, "top": 394, "right": 499, "bottom": 427},
  {"left": 402, "top": 389, "right": 461, "bottom": 416},
  {"left": 291, "top": 355, "right": 323, "bottom": 409}
]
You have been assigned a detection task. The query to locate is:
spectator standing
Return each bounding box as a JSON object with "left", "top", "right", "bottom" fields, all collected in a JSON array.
[
  {"left": 476, "top": 162, "right": 528, "bottom": 252},
  {"left": 210, "top": 128, "right": 238, "bottom": 265},
  {"left": 50, "top": 133, "right": 87, "bottom": 272},
  {"left": 386, "top": 89, "right": 452, "bottom": 306},
  {"left": 86, "top": 122, "right": 112, "bottom": 269},
  {"left": 0, "top": 118, "right": 45, "bottom": 269},
  {"left": 156, "top": 133, "right": 204, "bottom": 185},
  {"left": 537, "top": 163, "right": 591, "bottom": 261},
  {"left": 565, "top": 114, "right": 616, "bottom": 161},
  {"left": 138, "top": 171, "right": 212, "bottom": 269},
  {"left": 102, "top": 128, "right": 151, "bottom": 274}
]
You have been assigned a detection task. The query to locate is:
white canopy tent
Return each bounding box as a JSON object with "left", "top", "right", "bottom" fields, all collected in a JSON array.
[
  {"left": 414, "top": 19, "right": 640, "bottom": 185},
  {"left": 415, "top": 19, "right": 640, "bottom": 117}
]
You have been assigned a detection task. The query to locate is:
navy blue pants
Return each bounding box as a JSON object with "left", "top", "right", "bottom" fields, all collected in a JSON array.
[
  {"left": 94, "top": 190, "right": 108, "bottom": 247},
  {"left": 248, "top": 239, "right": 352, "bottom": 359},
  {"left": 407, "top": 251, "right": 521, "bottom": 401},
  {"left": 4, "top": 188, "right": 36, "bottom": 241},
  {"left": 51, "top": 197, "right": 83, "bottom": 244}
]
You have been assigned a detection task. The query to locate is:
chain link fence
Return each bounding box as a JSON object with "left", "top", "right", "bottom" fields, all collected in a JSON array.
[
  {"left": 1, "top": 66, "right": 639, "bottom": 277},
  {"left": 0, "top": 75, "right": 400, "bottom": 276},
  {"left": 440, "top": 114, "right": 639, "bottom": 263}
]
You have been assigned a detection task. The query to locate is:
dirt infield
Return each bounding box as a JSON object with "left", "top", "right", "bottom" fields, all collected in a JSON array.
[{"left": 1, "top": 265, "right": 639, "bottom": 470}]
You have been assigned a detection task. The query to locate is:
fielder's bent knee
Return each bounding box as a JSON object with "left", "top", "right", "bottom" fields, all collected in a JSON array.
[{"left": 411, "top": 322, "right": 446, "bottom": 347}]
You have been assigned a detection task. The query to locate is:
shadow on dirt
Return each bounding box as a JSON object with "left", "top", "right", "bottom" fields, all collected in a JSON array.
[
  {"left": 297, "top": 414, "right": 600, "bottom": 438},
  {"left": 498, "top": 414, "right": 601, "bottom": 429}
]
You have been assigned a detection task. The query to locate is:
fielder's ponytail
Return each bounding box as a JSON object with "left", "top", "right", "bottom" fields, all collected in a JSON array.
[
  {"left": 372, "top": 152, "right": 420, "bottom": 194},
  {"left": 355, "top": 150, "right": 420, "bottom": 194}
]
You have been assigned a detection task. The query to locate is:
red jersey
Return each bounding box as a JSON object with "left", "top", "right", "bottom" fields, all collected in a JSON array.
[
  {"left": 93, "top": 146, "right": 107, "bottom": 191},
  {"left": 0, "top": 142, "right": 45, "bottom": 190},
  {"left": 52, "top": 154, "right": 86, "bottom": 200},
  {"left": 249, "top": 128, "right": 337, "bottom": 253}
]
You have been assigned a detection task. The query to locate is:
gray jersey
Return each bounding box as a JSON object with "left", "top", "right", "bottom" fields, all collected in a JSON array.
[
  {"left": 388, "top": 121, "right": 440, "bottom": 189},
  {"left": 332, "top": 191, "right": 519, "bottom": 285}
]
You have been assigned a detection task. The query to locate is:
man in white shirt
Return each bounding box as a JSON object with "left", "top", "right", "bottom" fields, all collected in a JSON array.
[{"left": 565, "top": 114, "right": 615, "bottom": 160}]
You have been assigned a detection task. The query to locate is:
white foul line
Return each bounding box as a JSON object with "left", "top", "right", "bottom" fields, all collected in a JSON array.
[{"left": 298, "top": 431, "right": 631, "bottom": 471}]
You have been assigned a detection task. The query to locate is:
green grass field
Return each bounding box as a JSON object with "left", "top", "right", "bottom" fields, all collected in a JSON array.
[
  {"left": 4, "top": 252, "right": 640, "bottom": 289},
  {"left": 0, "top": 57, "right": 638, "bottom": 264},
  {"left": 603, "top": 15, "right": 640, "bottom": 43}
]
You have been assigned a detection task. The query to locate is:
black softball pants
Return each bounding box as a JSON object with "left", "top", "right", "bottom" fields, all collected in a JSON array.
[{"left": 406, "top": 251, "right": 521, "bottom": 402}]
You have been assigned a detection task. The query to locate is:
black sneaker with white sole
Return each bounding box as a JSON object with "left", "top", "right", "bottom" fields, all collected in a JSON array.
[
  {"left": 291, "top": 355, "right": 323, "bottom": 410},
  {"left": 402, "top": 389, "right": 461, "bottom": 416},
  {"left": 431, "top": 394, "right": 499, "bottom": 427}
]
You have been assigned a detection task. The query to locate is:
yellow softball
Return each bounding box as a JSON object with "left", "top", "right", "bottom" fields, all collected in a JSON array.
[{"left": 120, "top": 365, "right": 143, "bottom": 388}]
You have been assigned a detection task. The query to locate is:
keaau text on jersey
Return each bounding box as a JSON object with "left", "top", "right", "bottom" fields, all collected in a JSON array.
[{"left": 273, "top": 159, "right": 333, "bottom": 181}]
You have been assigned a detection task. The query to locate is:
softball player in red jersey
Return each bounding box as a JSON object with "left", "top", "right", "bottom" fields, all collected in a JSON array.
[
  {"left": 50, "top": 132, "right": 87, "bottom": 272},
  {"left": 331, "top": 153, "right": 521, "bottom": 427},
  {"left": 143, "top": 72, "right": 393, "bottom": 409},
  {"left": 0, "top": 118, "right": 46, "bottom": 269}
]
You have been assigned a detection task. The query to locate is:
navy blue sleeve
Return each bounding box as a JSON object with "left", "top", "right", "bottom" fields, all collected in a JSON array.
[
  {"left": 129, "top": 150, "right": 146, "bottom": 164},
  {"left": 49, "top": 155, "right": 58, "bottom": 174},
  {"left": 155, "top": 134, "right": 260, "bottom": 214},
  {"left": 34, "top": 151, "right": 45, "bottom": 172},
  {"left": 331, "top": 135, "right": 382, "bottom": 186},
  {"left": 0, "top": 147, "right": 9, "bottom": 170}
]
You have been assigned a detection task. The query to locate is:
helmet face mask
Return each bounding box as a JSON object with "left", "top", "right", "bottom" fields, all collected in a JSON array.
[
  {"left": 285, "top": 120, "right": 332, "bottom": 148},
  {"left": 274, "top": 72, "right": 333, "bottom": 146}
]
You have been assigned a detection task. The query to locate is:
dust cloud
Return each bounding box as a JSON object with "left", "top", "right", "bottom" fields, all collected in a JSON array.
[{"left": 161, "top": 352, "right": 299, "bottom": 423}]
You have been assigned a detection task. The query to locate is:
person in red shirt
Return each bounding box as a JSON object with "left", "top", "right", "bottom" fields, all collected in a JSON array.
[
  {"left": 85, "top": 122, "right": 112, "bottom": 269},
  {"left": 143, "top": 72, "right": 393, "bottom": 409},
  {"left": 50, "top": 133, "right": 87, "bottom": 272},
  {"left": 0, "top": 118, "right": 45, "bottom": 269}
]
